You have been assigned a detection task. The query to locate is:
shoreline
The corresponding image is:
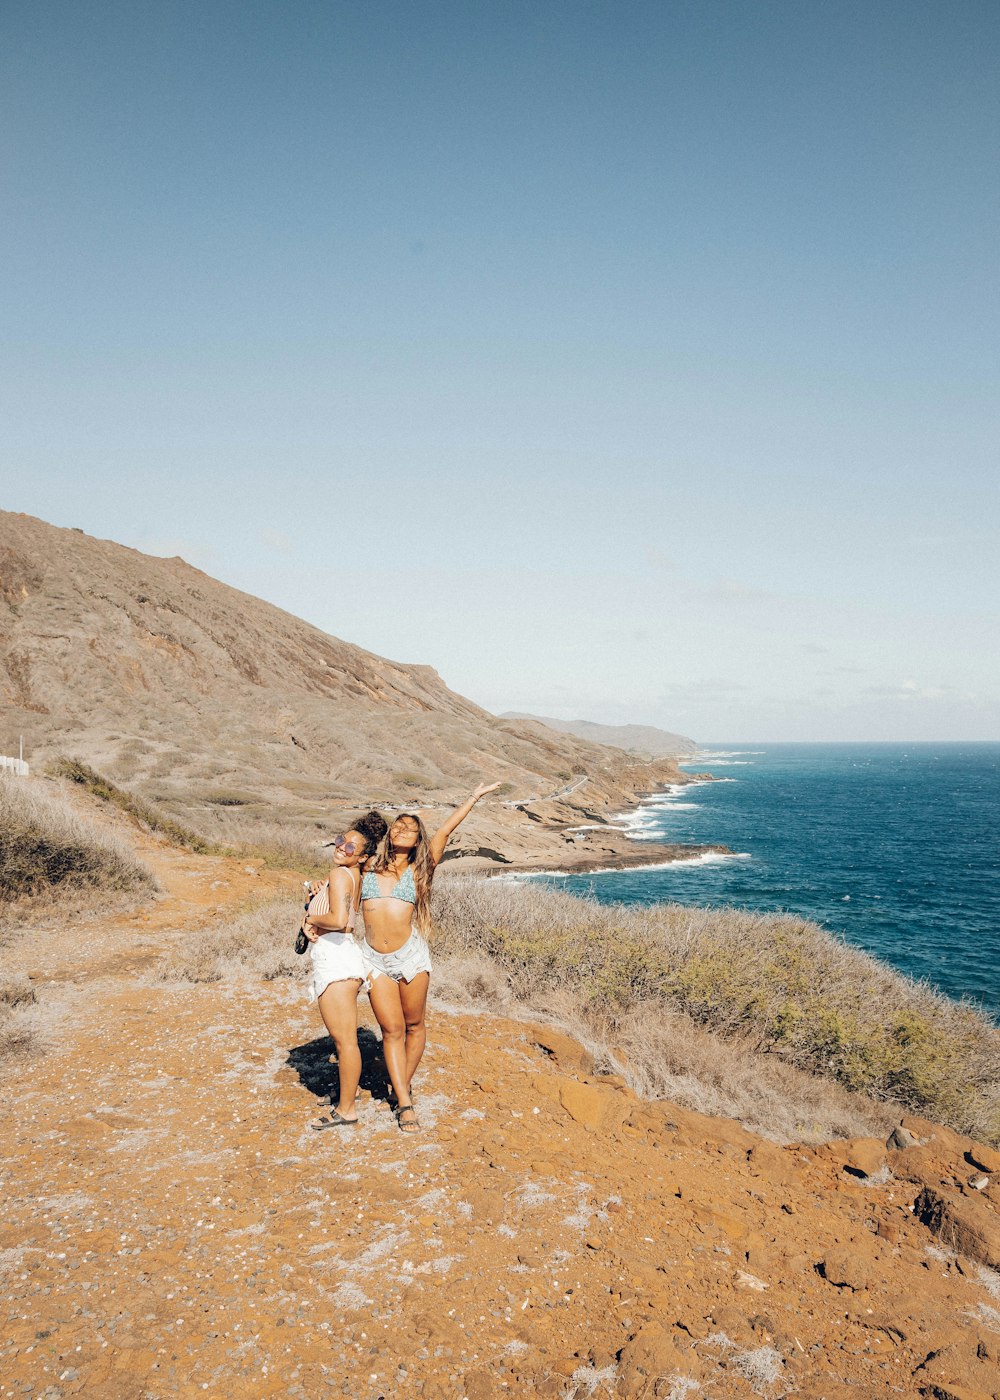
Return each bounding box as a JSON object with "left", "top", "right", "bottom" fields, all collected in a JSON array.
[
  {"left": 495, "top": 841, "right": 735, "bottom": 876},
  {"left": 444, "top": 764, "right": 728, "bottom": 876}
]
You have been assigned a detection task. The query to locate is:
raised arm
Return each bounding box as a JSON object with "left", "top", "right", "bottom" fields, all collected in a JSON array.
[{"left": 428, "top": 782, "right": 502, "bottom": 865}]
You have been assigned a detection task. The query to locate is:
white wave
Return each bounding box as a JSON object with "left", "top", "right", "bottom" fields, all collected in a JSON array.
[
  {"left": 684, "top": 759, "right": 750, "bottom": 766},
  {"left": 609, "top": 805, "right": 660, "bottom": 823},
  {"left": 508, "top": 851, "right": 752, "bottom": 880},
  {"left": 575, "top": 851, "right": 754, "bottom": 875},
  {"left": 688, "top": 749, "right": 764, "bottom": 759},
  {"left": 500, "top": 869, "right": 573, "bottom": 881},
  {"left": 658, "top": 850, "right": 752, "bottom": 868}
]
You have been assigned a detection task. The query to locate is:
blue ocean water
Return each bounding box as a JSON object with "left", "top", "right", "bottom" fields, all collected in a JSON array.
[{"left": 524, "top": 744, "right": 1000, "bottom": 1020}]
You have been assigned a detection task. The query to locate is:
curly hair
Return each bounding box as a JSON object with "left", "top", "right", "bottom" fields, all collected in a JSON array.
[{"left": 352, "top": 808, "right": 388, "bottom": 857}]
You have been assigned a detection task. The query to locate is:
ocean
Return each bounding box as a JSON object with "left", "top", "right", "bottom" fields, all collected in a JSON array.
[{"left": 521, "top": 743, "right": 1000, "bottom": 1021}]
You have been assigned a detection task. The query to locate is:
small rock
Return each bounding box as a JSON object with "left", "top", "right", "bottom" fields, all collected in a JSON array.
[
  {"left": 886, "top": 1124, "right": 920, "bottom": 1151},
  {"left": 462, "top": 1369, "right": 494, "bottom": 1400},
  {"left": 914, "top": 1186, "right": 1000, "bottom": 1270},
  {"left": 710, "top": 1306, "right": 755, "bottom": 1344},
  {"left": 558, "top": 1079, "right": 623, "bottom": 1132},
  {"left": 617, "top": 1324, "right": 686, "bottom": 1396},
  {"left": 966, "top": 1175, "right": 989, "bottom": 1192},
  {"left": 966, "top": 1144, "right": 1000, "bottom": 1176},
  {"left": 818, "top": 1247, "right": 873, "bottom": 1292}
]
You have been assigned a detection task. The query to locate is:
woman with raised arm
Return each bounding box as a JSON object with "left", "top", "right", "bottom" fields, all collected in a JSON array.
[
  {"left": 361, "top": 782, "right": 500, "bottom": 1133},
  {"left": 301, "top": 809, "right": 387, "bottom": 1129}
]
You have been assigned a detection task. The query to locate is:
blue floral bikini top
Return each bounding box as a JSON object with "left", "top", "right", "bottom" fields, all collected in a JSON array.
[{"left": 361, "top": 865, "right": 416, "bottom": 906}]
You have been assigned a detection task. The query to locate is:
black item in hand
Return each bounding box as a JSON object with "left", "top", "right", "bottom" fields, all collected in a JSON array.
[{"left": 294, "top": 928, "right": 309, "bottom": 955}]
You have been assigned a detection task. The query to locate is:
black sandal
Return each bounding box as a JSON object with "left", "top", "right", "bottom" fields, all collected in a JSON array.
[
  {"left": 310, "top": 1110, "right": 359, "bottom": 1130},
  {"left": 393, "top": 1104, "right": 419, "bottom": 1133}
]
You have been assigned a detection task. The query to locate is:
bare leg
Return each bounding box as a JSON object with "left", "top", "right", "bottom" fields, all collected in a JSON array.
[
  {"left": 367, "top": 975, "right": 418, "bottom": 1132},
  {"left": 399, "top": 972, "right": 430, "bottom": 1092},
  {"left": 315, "top": 979, "right": 363, "bottom": 1120}
]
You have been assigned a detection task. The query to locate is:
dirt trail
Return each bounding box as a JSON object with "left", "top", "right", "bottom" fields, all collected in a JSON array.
[{"left": 2, "top": 837, "right": 999, "bottom": 1399}]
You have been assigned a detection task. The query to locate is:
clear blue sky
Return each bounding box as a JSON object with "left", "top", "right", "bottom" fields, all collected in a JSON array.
[{"left": 3, "top": 0, "right": 998, "bottom": 740}]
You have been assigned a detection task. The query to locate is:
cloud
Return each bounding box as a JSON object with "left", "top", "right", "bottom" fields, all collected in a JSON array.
[
  {"left": 262, "top": 527, "right": 294, "bottom": 554},
  {"left": 657, "top": 677, "right": 750, "bottom": 703},
  {"left": 644, "top": 546, "right": 674, "bottom": 572},
  {"left": 799, "top": 642, "right": 829, "bottom": 655},
  {"left": 690, "top": 576, "right": 782, "bottom": 605},
  {"left": 862, "top": 681, "right": 959, "bottom": 701}
]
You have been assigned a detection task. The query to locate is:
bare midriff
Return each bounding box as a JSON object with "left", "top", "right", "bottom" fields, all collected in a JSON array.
[{"left": 362, "top": 898, "right": 416, "bottom": 955}]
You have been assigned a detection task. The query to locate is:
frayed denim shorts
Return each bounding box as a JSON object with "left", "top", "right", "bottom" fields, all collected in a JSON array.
[
  {"left": 362, "top": 930, "right": 432, "bottom": 984},
  {"left": 310, "top": 931, "right": 367, "bottom": 1000}
]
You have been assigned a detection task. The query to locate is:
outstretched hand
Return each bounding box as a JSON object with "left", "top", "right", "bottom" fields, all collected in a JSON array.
[{"left": 472, "top": 781, "right": 502, "bottom": 802}]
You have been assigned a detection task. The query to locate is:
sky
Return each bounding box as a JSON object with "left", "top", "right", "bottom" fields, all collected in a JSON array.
[{"left": 2, "top": 0, "right": 998, "bottom": 741}]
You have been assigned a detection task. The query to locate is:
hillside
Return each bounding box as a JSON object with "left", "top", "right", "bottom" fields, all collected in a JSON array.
[
  {"left": 503, "top": 713, "right": 698, "bottom": 758},
  {"left": 2, "top": 811, "right": 999, "bottom": 1399},
  {"left": 0, "top": 512, "right": 691, "bottom": 867}
]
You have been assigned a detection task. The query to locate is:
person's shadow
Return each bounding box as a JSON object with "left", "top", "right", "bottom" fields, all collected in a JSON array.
[{"left": 286, "top": 1026, "right": 393, "bottom": 1107}]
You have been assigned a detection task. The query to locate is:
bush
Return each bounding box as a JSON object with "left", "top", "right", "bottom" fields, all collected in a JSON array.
[
  {"left": 0, "top": 774, "right": 157, "bottom": 905},
  {"left": 430, "top": 876, "right": 1000, "bottom": 1145}
]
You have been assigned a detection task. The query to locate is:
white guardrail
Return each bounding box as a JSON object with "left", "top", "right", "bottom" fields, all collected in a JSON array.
[{"left": 1, "top": 755, "right": 29, "bottom": 776}]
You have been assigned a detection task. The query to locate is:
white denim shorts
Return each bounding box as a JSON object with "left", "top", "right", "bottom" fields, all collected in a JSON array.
[
  {"left": 362, "top": 930, "right": 432, "bottom": 984},
  {"left": 310, "top": 931, "right": 367, "bottom": 1000}
]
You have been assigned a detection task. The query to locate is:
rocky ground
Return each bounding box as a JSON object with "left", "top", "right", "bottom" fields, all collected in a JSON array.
[{"left": 2, "top": 833, "right": 999, "bottom": 1399}]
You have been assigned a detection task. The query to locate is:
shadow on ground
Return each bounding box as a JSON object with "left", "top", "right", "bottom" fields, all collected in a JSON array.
[{"left": 286, "top": 1027, "right": 393, "bottom": 1106}]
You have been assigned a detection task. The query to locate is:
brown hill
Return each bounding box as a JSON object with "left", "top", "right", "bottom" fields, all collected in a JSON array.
[
  {"left": 503, "top": 713, "right": 699, "bottom": 758},
  {"left": 0, "top": 511, "right": 687, "bottom": 866}
]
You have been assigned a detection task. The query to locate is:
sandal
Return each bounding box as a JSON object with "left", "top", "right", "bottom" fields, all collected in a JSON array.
[
  {"left": 393, "top": 1104, "right": 419, "bottom": 1134},
  {"left": 310, "top": 1110, "right": 359, "bottom": 1130}
]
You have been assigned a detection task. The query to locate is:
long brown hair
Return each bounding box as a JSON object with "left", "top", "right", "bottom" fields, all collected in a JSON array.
[{"left": 371, "top": 812, "right": 434, "bottom": 934}]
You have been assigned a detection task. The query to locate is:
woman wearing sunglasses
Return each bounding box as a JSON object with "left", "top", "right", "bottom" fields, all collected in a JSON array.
[{"left": 300, "top": 810, "right": 387, "bottom": 1128}]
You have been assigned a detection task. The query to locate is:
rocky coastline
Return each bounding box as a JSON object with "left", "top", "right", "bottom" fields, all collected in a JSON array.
[{"left": 440, "top": 766, "right": 726, "bottom": 875}]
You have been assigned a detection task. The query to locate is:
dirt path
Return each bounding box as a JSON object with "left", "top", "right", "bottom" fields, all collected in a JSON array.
[{"left": 1, "top": 837, "right": 999, "bottom": 1399}]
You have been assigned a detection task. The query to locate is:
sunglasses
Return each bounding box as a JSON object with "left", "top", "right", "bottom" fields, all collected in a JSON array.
[{"left": 331, "top": 835, "right": 358, "bottom": 855}]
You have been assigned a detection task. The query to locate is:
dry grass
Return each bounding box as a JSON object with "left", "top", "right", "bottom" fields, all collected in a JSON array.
[
  {"left": 156, "top": 901, "right": 307, "bottom": 985},
  {"left": 431, "top": 876, "right": 1000, "bottom": 1145},
  {"left": 1, "top": 774, "right": 156, "bottom": 913},
  {"left": 50, "top": 757, "right": 220, "bottom": 854},
  {"left": 194, "top": 810, "right": 326, "bottom": 872},
  {"left": 50, "top": 758, "right": 325, "bottom": 872},
  {"left": 0, "top": 974, "right": 38, "bottom": 1062}
]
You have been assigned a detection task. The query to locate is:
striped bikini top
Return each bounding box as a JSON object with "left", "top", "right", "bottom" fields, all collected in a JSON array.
[
  {"left": 361, "top": 864, "right": 416, "bottom": 906},
  {"left": 307, "top": 873, "right": 359, "bottom": 932}
]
